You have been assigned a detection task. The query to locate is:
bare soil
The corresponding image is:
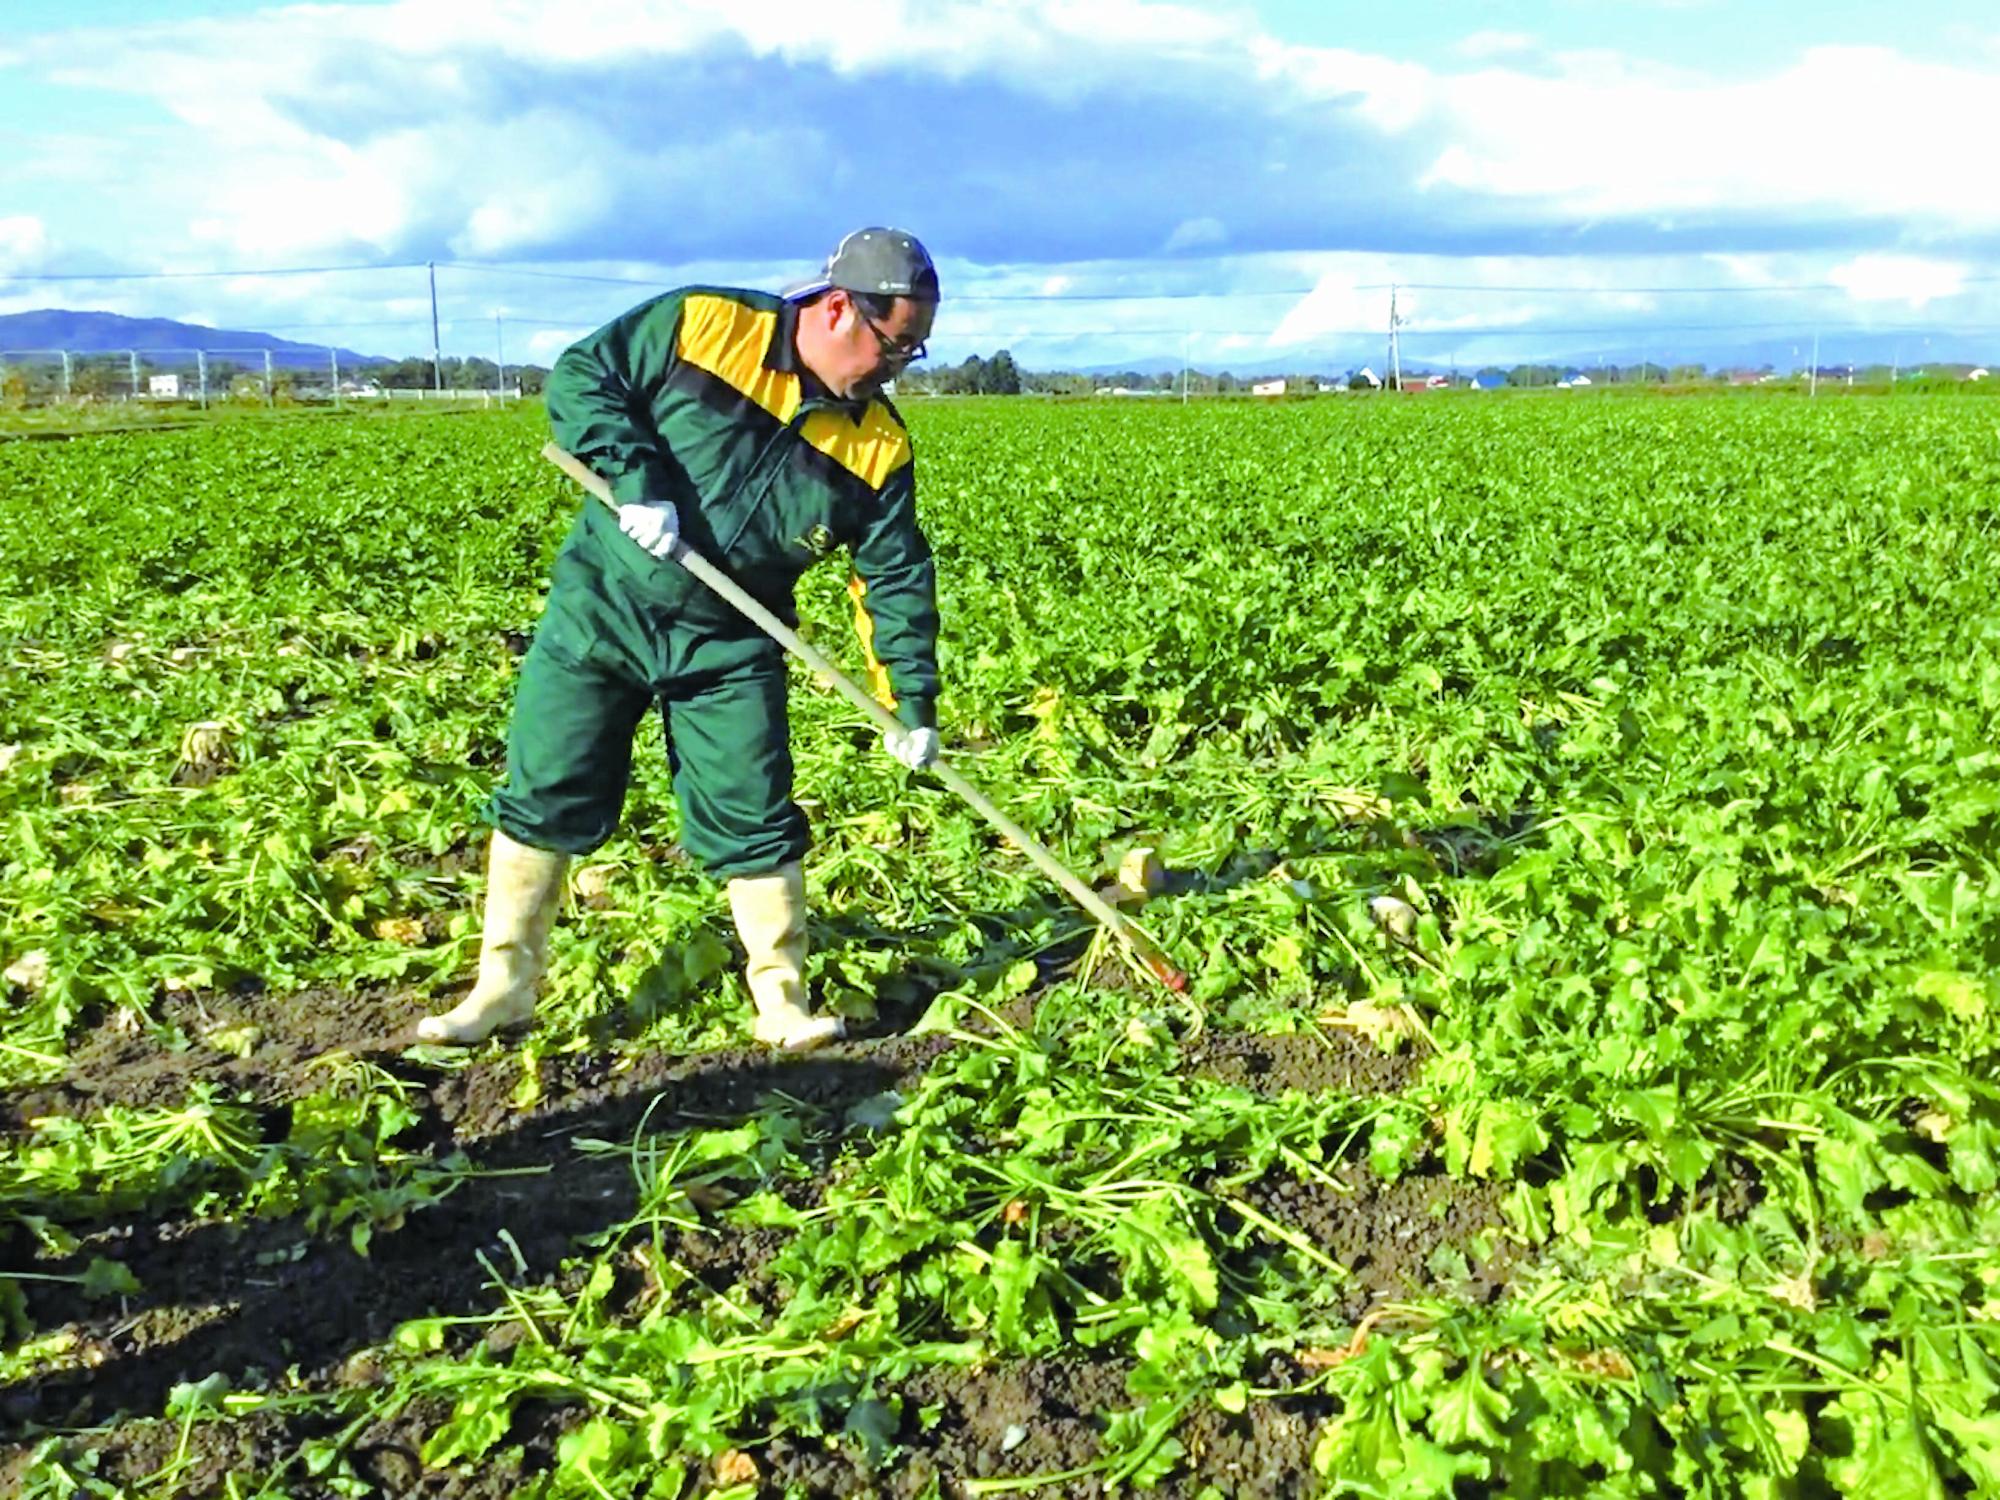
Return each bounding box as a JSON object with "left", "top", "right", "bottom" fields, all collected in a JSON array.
[{"left": 0, "top": 977, "right": 1505, "bottom": 1498}]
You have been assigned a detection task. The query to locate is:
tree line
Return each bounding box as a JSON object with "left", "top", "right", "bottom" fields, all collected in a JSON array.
[{"left": 368, "top": 356, "right": 549, "bottom": 393}]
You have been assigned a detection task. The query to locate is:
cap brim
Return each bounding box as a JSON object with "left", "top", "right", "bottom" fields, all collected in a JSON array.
[{"left": 781, "top": 277, "right": 833, "bottom": 301}]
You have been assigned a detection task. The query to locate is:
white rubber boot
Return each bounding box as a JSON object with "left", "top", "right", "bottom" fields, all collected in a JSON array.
[
  {"left": 727, "top": 861, "right": 845, "bottom": 1052},
  {"left": 416, "top": 830, "right": 569, "bottom": 1045}
]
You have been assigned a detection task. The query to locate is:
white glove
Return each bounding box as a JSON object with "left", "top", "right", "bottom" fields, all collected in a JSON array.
[
  {"left": 883, "top": 725, "right": 940, "bottom": 770},
  {"left": 617, "top": 500, "right": 680, "bottom": 559}
]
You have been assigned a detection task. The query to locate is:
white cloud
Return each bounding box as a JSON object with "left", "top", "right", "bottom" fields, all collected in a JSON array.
[
  {"left": 1249, "top": 38, "right": 1434, "bottom": 133},
  {"left": 451, "top": 136, "right": 616, "bottom": 256},
  {"left": 1163, "top": 217, "right": 1227, "bottom": 253},
  {"left": 1264, "top": 256, "right": 1581, "bottom": 350},
  {"left": 1417, "top": 46, "right": 2000, "bottom": 227},
  {"left": 1268, "top": 274, "right": 1394, "bottom": 347},
  {"left": 1456, "top": 31, "right": 1535, "bottom": 61},
  {"left": 44, "top": 0, "right": 1245, "bottom": 112},
  {"left": 526, "top": 328, "right": 587, "bottom": 359},
  {"left": 1704, "top": 252, "right": 1783, "bottom": 288},
  {"left": 6, "top": 0, "right": 1999, "bottom": 353},
  {"left": 183, "top": 133, "right": 427, "bottom": 258},
  {"left": 1828, "top": 254, "right": 1968, "bottom": 308},
  {"left": 6, "top": 0, "right": 1255, "bottom": 268},
  {"left": 0, "top": 214, "right": 48, "bottom": 268}
]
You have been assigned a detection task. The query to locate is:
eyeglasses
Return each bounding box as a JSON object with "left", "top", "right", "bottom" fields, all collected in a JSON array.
[{"left": 856, "top": 309, "right": 927, "bottom": 366}]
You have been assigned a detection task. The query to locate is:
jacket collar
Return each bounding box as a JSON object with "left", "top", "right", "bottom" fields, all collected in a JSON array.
[
  {"left": 766, "top": 298, "right": 804, "bottom": 374},
  {"left": 768, "top": 295, "right": 869, "bottom": 418}
]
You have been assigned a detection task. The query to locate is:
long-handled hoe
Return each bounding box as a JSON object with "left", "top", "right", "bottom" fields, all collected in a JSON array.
[{"left": 543, "top": 443, "right": 1189, "bottom": 994}]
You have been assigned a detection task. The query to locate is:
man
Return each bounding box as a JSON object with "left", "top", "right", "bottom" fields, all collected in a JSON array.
[{"left": 417, "top": 228, "right": 942, "bottom": 1049}]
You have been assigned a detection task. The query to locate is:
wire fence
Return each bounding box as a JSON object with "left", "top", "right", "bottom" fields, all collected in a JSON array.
[{"left": 0, "top": 345, "right": 522, "bottom": 410}]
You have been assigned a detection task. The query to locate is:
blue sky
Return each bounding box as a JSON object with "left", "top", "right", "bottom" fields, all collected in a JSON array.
[{"left": 2, "top": 0, "right": 1996, "bottom": 370}]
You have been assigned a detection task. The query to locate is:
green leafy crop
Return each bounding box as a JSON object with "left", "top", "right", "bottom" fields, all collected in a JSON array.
[{"left": 3, "top": 392, "right": 1996, "bottom": 1494}]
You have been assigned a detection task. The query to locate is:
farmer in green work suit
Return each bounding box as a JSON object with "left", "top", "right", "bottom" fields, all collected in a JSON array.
[{"left": 418, "top": 228, "right": 942, "bottom": 1049}]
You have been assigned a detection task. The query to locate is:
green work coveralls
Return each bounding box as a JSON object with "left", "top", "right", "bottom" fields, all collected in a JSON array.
[{"left": 488, "top": 286, "right": 940, "bottom": 879}]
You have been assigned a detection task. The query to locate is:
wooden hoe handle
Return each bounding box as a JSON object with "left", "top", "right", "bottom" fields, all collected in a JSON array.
[{"left": 541, "top": 442, "right": 1189, "bottom": 993}]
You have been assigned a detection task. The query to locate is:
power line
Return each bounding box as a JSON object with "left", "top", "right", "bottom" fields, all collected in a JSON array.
[
  {"left": 437, "top": 261, "right": 668, "bottom": 288},
  {"left": 434, "top": 265, "right": 1303, "bottom": 302},
  {"left": 931, "top": 275, "right": 2000, "bottom": 302},
  {"left": 943, "top": 320, "right": 2000, "bottom": 339},
  {"left": 258, "top": 318, "right": 440, "bottom": 331},
  {"left": 1379, "top": 276, "right": 2000, "bottom": 295},
  {"left": 1387, "top": 318, "right": 2000, "bottom": 336},
  {"left": 0, "top": 262, "right": 427, "bottom": 282},
  {"left": 954, "top": 287, "right": 1312, "bottom": 303},
  {"left": 7, "top": 257, "right": 1996, "bottom": 301}
]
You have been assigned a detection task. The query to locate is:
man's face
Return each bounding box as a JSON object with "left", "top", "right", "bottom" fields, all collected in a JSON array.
[{"left": 825, "top": 291, "right": 935, "bottom": 400}]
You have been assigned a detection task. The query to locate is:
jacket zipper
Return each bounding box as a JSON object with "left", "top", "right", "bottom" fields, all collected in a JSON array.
[{"left": 718, "top": 398, "right": 824, "bottom": 557}]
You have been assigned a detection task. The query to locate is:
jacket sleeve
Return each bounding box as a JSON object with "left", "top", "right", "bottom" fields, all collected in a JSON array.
[
  {"left": 847, "top": 462, "right": 940, "bottom": 730},
  {"left": 545, "top": 292, "right": 695, "bottom": 507}
]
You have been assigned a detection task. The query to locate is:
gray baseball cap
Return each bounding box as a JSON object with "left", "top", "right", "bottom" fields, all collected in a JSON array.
[{"left": 783, "top": 227, "right": 940, "bottom": 302}]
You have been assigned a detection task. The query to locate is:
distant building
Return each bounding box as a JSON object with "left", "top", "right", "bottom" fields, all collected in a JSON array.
[
  {"left": 1971, "top": 368, "right": 1990, "bottom": 381},
  {"left": 1251, "top": 378, "right": 1285, "bottom": 397},
  {"left": 1472, "top": 371, "right": 1507, "bottom": 391},
  {"left": 1425, "top": 373, "right": 1452, "bottom": 389},
  {"left": 148, "top": 374, "right": 180, "bottom": 398},
  {"left": 1350, "top": 367, "right": 1382, "bottom": 390}
]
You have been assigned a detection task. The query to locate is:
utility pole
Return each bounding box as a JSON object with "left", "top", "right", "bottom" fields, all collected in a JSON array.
[
  {"left": 1387, "top": 285, "right": 1402, "bottom": 392},
  {"left": 60, "top": 350, "right": 71, "bottom": 400},
  {"left": 127, "top": 350, "right": 139, "bottom": 401},
  {"left": 494, "top": 312, "right": 506, "bottom": 401},
  {"left": 1181, "top": 330, "right": 1189, "bottom": 405},
  {"left": 1809, "top": 331, "right": 1819, "bottom": 399},
  {"left": 264, "top": 350, "right": 275, "bottom": 407},
  {"left": 331, "top": 348, "right": 342, "bottom": 410},
  {"left": 196, "top": 351, "right": 206, "bottom": 409},
  {"left": 428, "top": 261, "right": 444, "bottom": 393}
]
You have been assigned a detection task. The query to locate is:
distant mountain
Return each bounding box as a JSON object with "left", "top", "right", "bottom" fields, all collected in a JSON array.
[
  {"left": 1076, "top": 355, "right": 1196, "bottom": 377},
  {"left": 0, "top": 309, "right": 386, "bottom": 367}
]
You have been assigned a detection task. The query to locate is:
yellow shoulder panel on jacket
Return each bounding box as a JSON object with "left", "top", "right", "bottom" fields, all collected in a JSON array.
[
  {"left": 676, "top": 295, "right": 800, "bottom": 422},
  {"left": 800, "top": 404, "right": 913, "bottom": 491}
]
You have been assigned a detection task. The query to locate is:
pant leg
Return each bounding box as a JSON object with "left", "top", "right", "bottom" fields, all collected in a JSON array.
[
  {"left": 660, "top": 637, "right": 808, "bottom": 879},
  {"left": 486, "top": 554, "right": 655, "bottom": 855}
]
